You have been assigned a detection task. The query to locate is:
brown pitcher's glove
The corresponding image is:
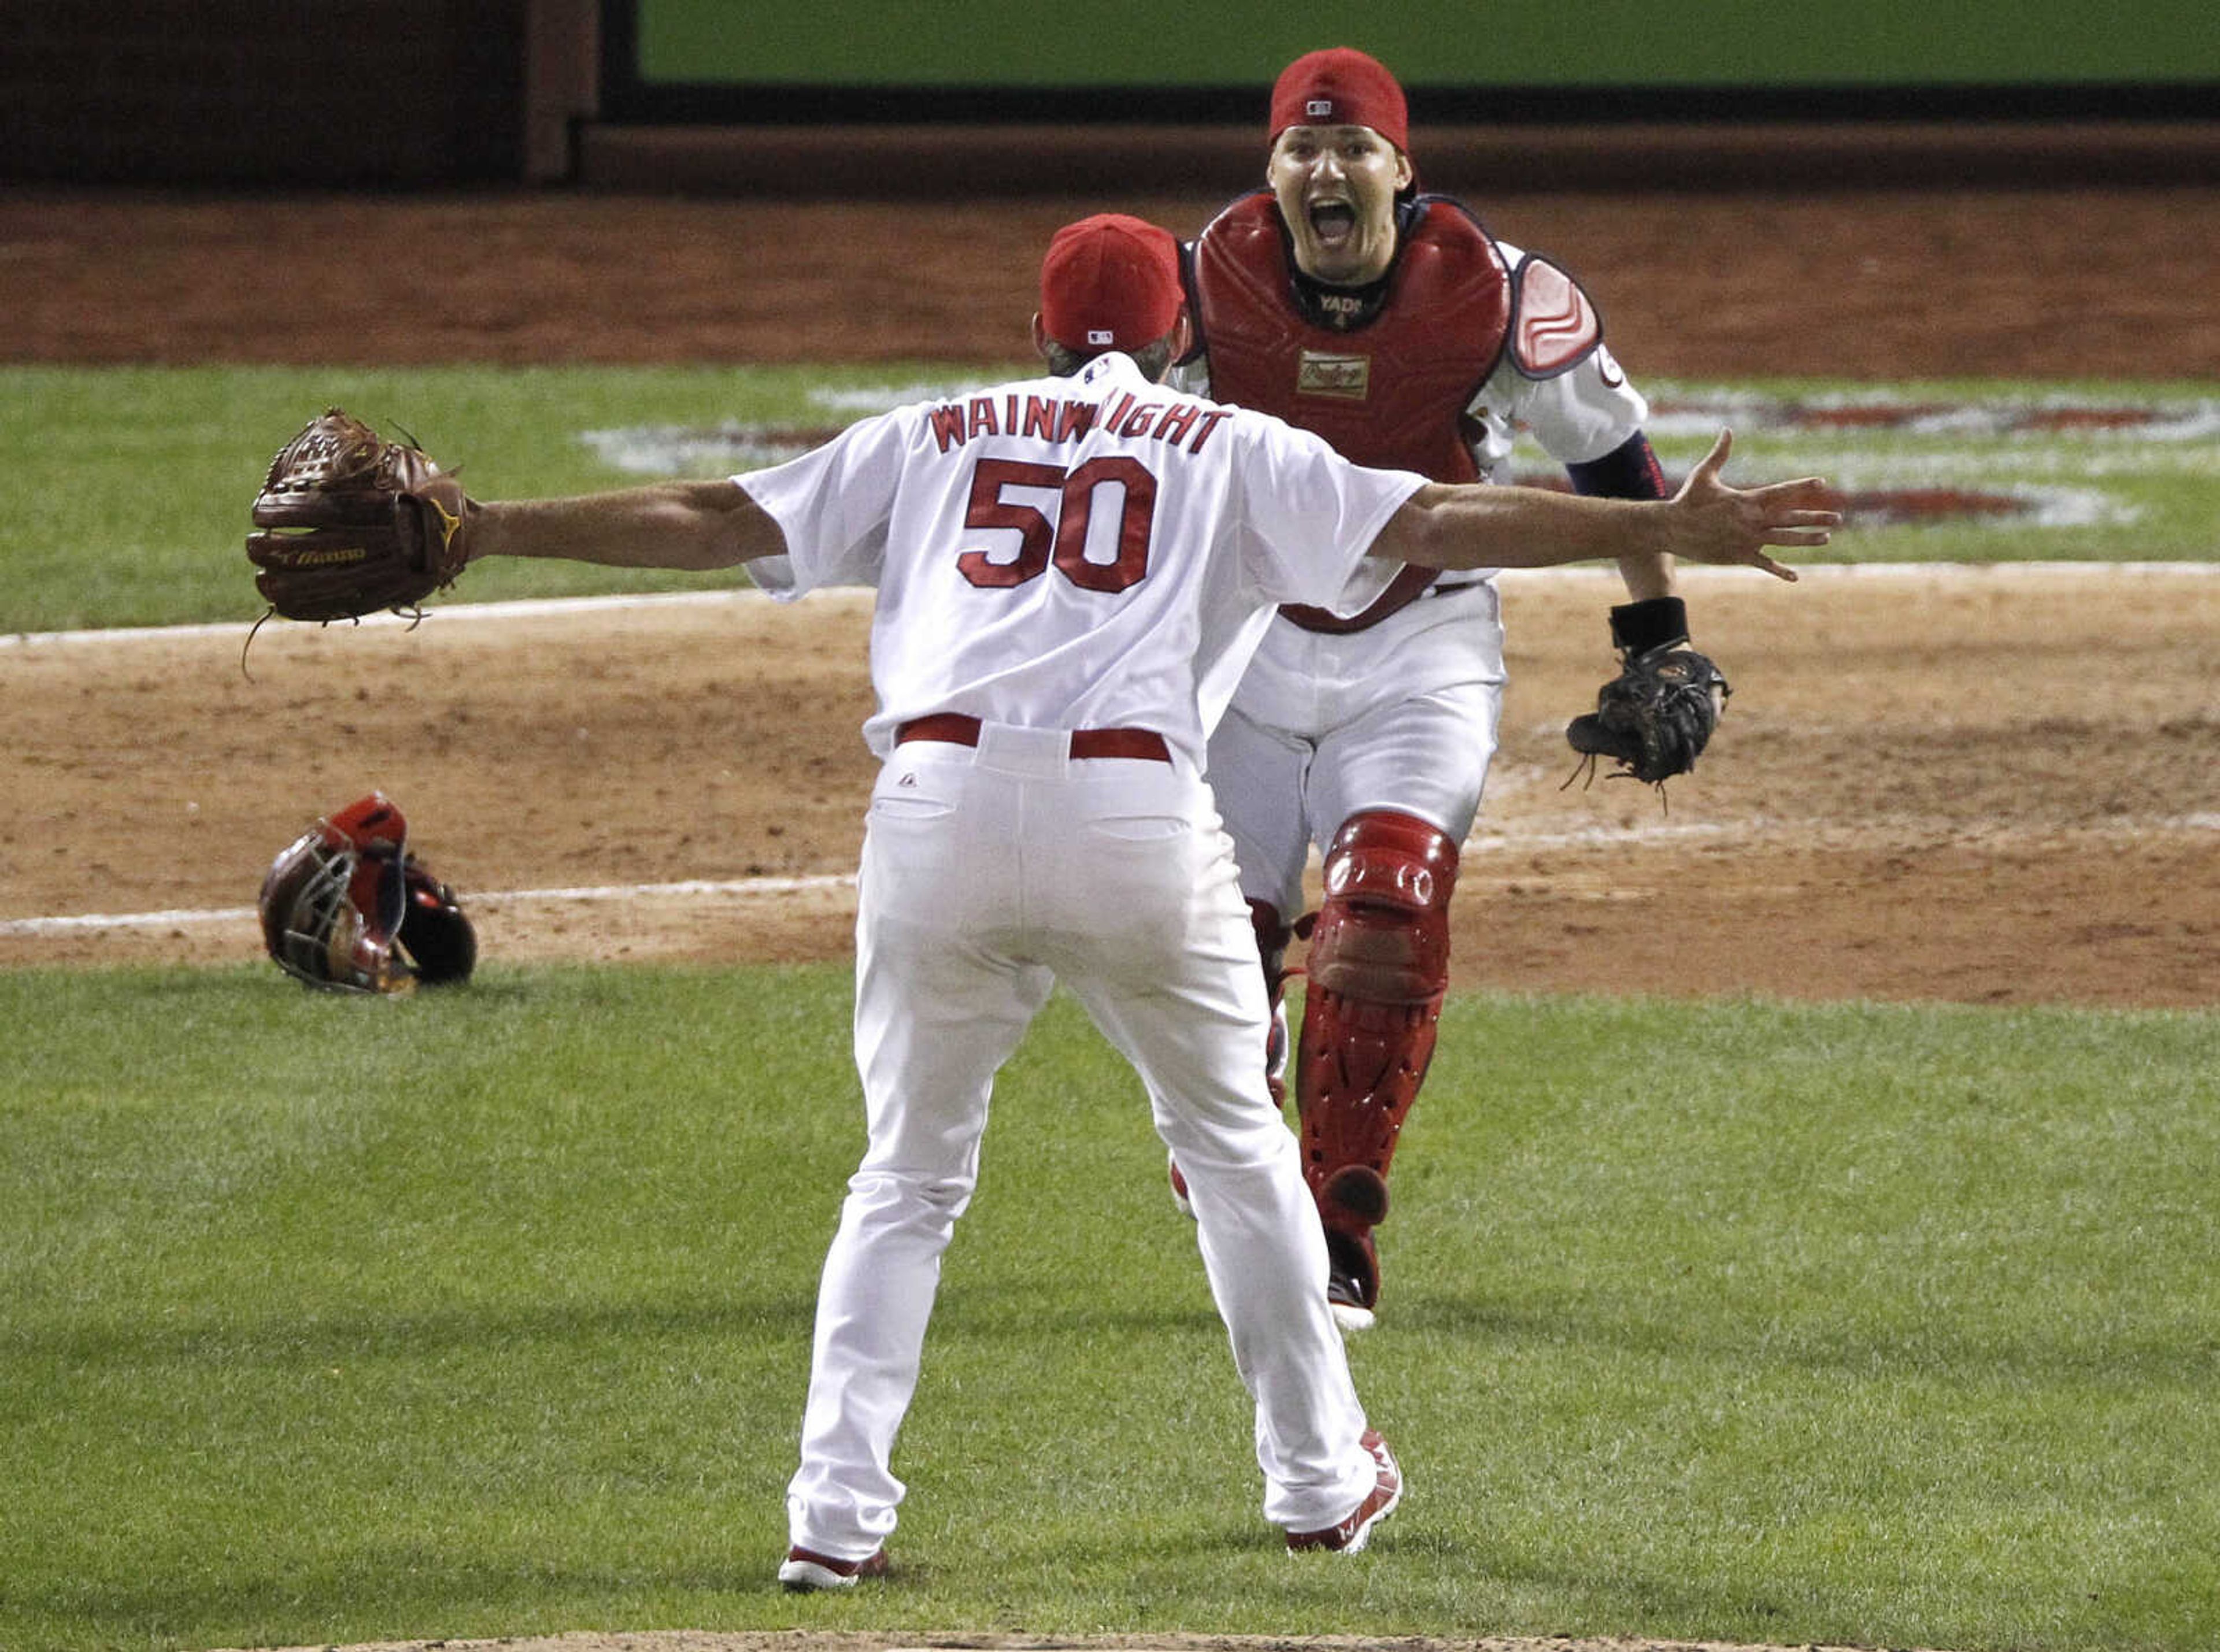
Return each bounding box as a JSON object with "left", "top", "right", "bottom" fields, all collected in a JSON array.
[
  {"left": 1566, "top": 598, "right": 1730, "bottom": 787},
  {"left": 246, "top": 408, "right": 475, "bottom": 622}
]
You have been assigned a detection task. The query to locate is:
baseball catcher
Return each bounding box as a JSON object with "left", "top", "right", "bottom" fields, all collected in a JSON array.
[
  {"left": 1566, "top": 597, "right": 1731, "bottom": 787},
  {"left": 259, "top": 792, "right": 476, "bottom": 994},
  {"left": 246, "top": 408, "right": 476, "bottom": 623}
]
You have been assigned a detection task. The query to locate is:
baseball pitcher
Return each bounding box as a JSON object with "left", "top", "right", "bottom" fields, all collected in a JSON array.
[{"left": 242, "top": 216, "right": 1834, "bottom": 1580}]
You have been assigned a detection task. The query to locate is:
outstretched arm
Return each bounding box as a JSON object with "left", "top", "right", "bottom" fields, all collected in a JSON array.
[
  {"left": 1369, "top": 430, "right": 1838, "bottom": 581},
  {"left": 1563, "top": 431, "right": 1679, "bottom": 602},
  {"left": 465, "top": 480, "right": 788, "bottom": 571}
]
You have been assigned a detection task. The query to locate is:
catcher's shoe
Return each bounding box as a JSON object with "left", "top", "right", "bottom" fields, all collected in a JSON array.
[
  {"left": 1286, "top": 1429, "right": 1401, "bottom": 1553},
  {"left": 778, "top": 1545, "right": 889, "bottom": 1591},
  {"left": 1325, "top": 1229, "right": 1380, "bottom": 1334}
]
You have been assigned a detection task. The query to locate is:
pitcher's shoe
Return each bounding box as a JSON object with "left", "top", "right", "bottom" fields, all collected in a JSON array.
[
  {"left": 1286, "top": 1429, "right": 1401, "bottom": 1554},
  {"left": 778, "top": 1544, "right": 889, "bottom": 1591}
]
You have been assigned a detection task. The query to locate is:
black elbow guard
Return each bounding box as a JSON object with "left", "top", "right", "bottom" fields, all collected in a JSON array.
[{"left": 1564, "top": 432, "right": 1669, "bottom": 501}]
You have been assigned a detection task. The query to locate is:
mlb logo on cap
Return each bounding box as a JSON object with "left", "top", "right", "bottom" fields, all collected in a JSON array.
[
  {"left": 1038, "top": 213, "right": 1184, "bottom": 354},
  {"left": 1269, "top": 47, "right": 1411, "bottom": 153}
]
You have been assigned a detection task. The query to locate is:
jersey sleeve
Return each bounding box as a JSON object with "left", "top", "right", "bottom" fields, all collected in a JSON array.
[
  {"left": 732, "top": 410, "right": 910, "bottom": 599},
  {"left": 1229, "top": 414, "right": 1423, "bottom": 612},
  {"left": 1463, "top": 239, "right": 1650, "bottom": 469},
  {"left": 1520, "top": 345, "right": 1651, "bottom": 465}
]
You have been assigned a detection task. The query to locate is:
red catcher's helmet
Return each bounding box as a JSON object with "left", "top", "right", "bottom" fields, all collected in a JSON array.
[{"left": 259, "top": 793, "right": 474, "bottom": 993}]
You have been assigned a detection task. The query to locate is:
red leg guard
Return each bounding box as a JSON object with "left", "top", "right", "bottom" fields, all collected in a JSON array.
[{"left": 1294, "top": 811, "right": 1459, "bottom": 1308}]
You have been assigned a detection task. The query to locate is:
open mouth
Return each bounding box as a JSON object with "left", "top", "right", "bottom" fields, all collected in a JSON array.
[{"left": 1308, "top": 202, "right": 1357, "bottom": 245}]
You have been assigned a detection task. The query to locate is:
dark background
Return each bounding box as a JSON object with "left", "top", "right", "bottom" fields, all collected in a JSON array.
[{"left": 3, "top": 0, "right": 2216, "bottom": 193}]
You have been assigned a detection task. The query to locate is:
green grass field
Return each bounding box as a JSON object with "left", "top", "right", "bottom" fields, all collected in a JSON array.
[
  {"left": 3, "top": 969, "right": 2215, "bottom": 1652},
  {"left": 6, "top": 365, "right": 2219, "bottom": 1652},
  {"left": 5, "top": 365, "right": 2218, "bottom": 632}
]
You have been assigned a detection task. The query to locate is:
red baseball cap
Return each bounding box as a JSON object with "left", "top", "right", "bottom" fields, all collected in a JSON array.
[
  {"left": 1038, "top": 213, "right": 1184, "bottom": 353},
  {"left": 1268, "top": 47, "right": 1409, "bottom": 153}
]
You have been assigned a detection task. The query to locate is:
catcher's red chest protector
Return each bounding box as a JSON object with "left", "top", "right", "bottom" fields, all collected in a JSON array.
[{"left": 1189, "top": 193, "right": 1511, "bottom": 483}]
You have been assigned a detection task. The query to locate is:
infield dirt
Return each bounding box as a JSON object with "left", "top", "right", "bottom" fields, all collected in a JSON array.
[{"left": 8, "top": 186, "right": 2219, "bottom": 1001}]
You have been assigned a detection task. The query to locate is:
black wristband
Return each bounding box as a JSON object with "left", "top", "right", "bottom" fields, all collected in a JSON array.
[{"left": 1609, "top": 596, "right": 1689, "bottom": 655}]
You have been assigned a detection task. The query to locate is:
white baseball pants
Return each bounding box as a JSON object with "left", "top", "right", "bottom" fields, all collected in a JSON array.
[
  {"left": 786, "top": 721, "right": 1378, "bottom": 1558},
  {"left": 1210, "top": 581, "right": 1507, "bottom": 918}
]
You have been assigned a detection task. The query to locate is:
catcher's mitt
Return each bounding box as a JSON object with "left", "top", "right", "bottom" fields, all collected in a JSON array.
[
  {"left": 1566, "top": 645, "right": 1731, "bottom": 787},
  {"left": 246, "top": 408, "right": 475, "bottom": 623}
]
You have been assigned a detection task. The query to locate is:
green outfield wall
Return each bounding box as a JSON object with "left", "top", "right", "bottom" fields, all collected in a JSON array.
[{"left": 634, "top": 0, "right": 2220, "bottom": 87}]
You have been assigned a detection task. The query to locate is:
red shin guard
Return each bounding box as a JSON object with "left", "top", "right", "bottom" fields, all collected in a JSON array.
[{"left": 1294, "top": 812, "right": 1458, "bottom": 1305}]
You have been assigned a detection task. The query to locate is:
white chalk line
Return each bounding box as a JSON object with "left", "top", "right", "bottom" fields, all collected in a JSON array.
[
  {"left": 6, "top": 564, "right": 2217, "bottom": 652},
  {"left": 0, "top": 586, "right": 872, "bottom": 651},
  {"left": 14, "top": 814, "right": 2219, "bottom": 939},
  {"left": 0, "top": 873, "right": 859, "bottom": 939},
  {"left": 1463, "top": 814, "right": 2220, "bottom": 854},
  {"left": 7, "top": 575, "right": 2214, "bottom": 938}
]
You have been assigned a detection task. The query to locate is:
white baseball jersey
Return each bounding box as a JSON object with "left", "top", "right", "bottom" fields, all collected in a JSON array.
[
  {"left": 738, "top": 351, "right": 1419, "bottom": 765},
  {"left": 735, "top": 351, "right": 1420, "bottom": 1560}
]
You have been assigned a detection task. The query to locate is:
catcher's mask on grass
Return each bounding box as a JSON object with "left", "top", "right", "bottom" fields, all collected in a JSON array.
[{"left": 258, "top": 792, "right": 476, "bottom": 994}]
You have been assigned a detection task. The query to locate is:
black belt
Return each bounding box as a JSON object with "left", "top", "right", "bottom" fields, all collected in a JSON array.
[{"left": 896, "top": 713, "right": 1171, "bottom": 764}]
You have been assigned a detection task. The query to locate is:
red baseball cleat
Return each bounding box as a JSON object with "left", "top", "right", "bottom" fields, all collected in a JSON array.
[
  {"left": 1286, "top": 1429, "right": 1401, "bottom": 1554},
  {"left": 778, "top": 1544, "right": 890, "bottom": 1591}
]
